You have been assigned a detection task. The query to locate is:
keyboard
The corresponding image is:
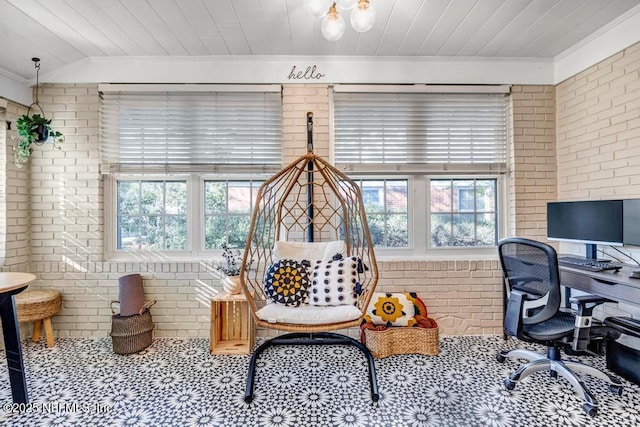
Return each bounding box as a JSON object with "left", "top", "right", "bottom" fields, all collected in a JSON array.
[{"left": 558, "top": 256, "right": 622, "bottom": 272}]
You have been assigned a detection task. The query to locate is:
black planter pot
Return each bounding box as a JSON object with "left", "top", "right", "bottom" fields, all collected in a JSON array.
[{"left": 34, "top": 124, "right": 49, "bottom": 142}]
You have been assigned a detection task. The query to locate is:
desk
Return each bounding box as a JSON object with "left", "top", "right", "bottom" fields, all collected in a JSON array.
[
  {"left": 0, "top": 272, "right": 35, "bottom": 403},
  {"left": 559, "top": 264, "right": 640, "bottom": 305}
]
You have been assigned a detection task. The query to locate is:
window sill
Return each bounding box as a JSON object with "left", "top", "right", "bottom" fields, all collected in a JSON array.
[{"left": 375, "top": 253, "right": 498, "bottom": 263}]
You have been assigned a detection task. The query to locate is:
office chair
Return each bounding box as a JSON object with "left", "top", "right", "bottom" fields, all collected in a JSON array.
[{"left": 497, "top": 237, "right": 623, "bottom": 417}]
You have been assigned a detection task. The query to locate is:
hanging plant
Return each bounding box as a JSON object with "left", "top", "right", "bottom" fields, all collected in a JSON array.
[
  {"left": 11, "top": 57, "right": 64, "bottom": 168},
  {"left": 13, "top": 113, "right": 64, "bottom": 168}
]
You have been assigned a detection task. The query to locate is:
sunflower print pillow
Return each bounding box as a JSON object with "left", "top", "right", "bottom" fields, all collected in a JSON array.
[{"left": 364, "top": 292, "right": 422, "bottom": 327}]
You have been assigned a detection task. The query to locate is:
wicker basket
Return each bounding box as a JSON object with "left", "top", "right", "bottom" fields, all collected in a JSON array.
[
  {"left": 110, "top": 310, "right": 154, "bottom": 355},
  {"left": 364, "top": 324, "right": 439, "bottom": 358}
]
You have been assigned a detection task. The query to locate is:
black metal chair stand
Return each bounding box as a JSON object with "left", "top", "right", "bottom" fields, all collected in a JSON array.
[{"left": 244, "top": 332, "right": 379, "bottom": 403}]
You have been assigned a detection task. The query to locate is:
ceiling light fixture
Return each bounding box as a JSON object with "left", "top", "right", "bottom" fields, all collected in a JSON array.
[
  {"left": 321, "top": 3, "right": 346, "bottom": 41},
  {"left": 304, "top": 0, "right": 332, "bottom": 18},
  {"left": 350, "top": 0, "right": 376, "bottom": 33},
  {"left": 306, "top": 0, "right": 376, "bottom": 41}
]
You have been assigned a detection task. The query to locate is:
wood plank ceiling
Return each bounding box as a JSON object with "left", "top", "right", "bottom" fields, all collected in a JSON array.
[{"left": 0, "top": 0, "right": 639, "bottom": 81}]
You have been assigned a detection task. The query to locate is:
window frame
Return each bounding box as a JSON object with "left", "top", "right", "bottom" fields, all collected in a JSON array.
[
  {"left": 106, "top": 174, "right": 194, "bottom": 260},
  {"left": 349, "top": 176, "right": 412, "bottom": 252},
  {"left": 199, "top": 174, "right": 267, "bottom": 256},
  {"left": 106, "top": 173, "right": 271, "bottom": 261},
  {"left": 424, "top": 174, "right": 506, "bottom": 257},
  {"left": 343, "top": 174, "right": 506, "bottom": 258},
  {"left": 427, "top": 176, "right": 502, "bottom": 251}
]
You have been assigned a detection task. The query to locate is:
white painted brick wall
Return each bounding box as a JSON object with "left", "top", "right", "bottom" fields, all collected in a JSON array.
[{"left": 7, "top": 82, "right": 560, "bottom": 340}]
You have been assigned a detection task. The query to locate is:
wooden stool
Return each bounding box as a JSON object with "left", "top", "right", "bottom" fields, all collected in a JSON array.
[{"left": 15, "top": 289, "right": 62, "bottom": 348}]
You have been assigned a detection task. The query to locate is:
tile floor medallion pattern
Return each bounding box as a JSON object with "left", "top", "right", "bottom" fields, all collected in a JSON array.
[{"left": 0, "top": 335, "right": 638, "bottom": 426}]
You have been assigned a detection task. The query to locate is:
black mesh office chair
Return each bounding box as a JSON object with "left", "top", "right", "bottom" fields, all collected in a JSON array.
[{"left": 497, "top": 237, "right": 623, "bottom": 417}]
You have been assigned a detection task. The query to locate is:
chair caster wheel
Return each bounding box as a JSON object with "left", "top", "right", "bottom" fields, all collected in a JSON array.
[
  {"left": 582, "top": 403, "right": 597, "bottom": 417},
  {"left": 504, "top": 378, "right": 516, "bottom": 390},
  {"left": 549, "top": 370, "right": 558, "bottom": 379},
  {"left": 496, "top": 353, "right": 506, "bottom": 363},
  {"left": 609, "top": 385, "right": 624, "bottom": 396},
  {"left": 244, "top": 396, "right": 253, "bottom": 404}
]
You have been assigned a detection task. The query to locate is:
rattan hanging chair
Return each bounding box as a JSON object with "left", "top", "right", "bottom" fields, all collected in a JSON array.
[{"left": 240, "top": 113, "right": 379, "bottom": 403}]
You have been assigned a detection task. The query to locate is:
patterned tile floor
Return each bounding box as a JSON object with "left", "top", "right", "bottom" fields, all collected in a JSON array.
[{"left": 0, "top": 335, "right": 638, "bottom": 426}]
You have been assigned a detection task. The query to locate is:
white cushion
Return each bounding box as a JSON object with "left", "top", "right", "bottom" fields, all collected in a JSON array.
[
  {"left": 273, "top": 240, "right": 346, "bottom": 262},
  {"left": 309, "top": 257, "right": 360, "bottom": 306},
  {"left": 256, "top": 303, "right": 362, "bottom": 325}
]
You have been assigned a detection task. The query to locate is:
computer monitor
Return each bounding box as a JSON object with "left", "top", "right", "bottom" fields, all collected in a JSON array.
[
  {"left": 623, "top": 198, "right": 640, "bottom": 246},
  {"left": 547, "top": 200, "right": 623, "bottom": 259}
]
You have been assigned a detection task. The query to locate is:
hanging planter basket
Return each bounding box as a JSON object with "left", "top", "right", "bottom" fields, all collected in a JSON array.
[{"left": 12, "top": 58, "right": 64, "bottom": 168}]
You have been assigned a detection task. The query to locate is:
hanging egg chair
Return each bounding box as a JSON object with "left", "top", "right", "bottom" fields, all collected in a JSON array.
[{"left": 240, "top": 112, "right": 379, "bottom": 402}]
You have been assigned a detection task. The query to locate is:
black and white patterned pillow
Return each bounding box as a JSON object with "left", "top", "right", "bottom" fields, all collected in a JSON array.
[
  {"left": 264, "top": 259, "right": 311, "bottom": 306},
  {"left": 309, "top": 256, "right": 361, "bottom": 306}
]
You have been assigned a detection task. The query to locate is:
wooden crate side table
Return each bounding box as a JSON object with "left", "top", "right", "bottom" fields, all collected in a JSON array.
[{"left": 210, "top": 291, "right": 255, "bottom": 355}]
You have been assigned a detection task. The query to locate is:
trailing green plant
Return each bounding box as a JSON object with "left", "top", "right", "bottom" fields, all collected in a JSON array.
[{"left": 13, "top": 113, "right": 64, "bottom": 168}]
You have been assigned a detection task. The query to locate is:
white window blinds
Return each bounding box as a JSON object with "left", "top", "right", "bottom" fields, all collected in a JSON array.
[
  {"left": 333, "top": 88, "right": 508, "bottom": 173},
  {"left": 100, "top": 85, "right": 283, "bottom": 173}
]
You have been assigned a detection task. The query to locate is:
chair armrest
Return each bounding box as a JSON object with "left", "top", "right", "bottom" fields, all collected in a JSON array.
[
  {"left": 569, "top": 294, "right": 614, "bottom": 352},
  {"left": 569, "top": 294, "right": 614, "bottom": 316},
  {"left": 504, "top": 289, "right": 530, "bottom": 339}
]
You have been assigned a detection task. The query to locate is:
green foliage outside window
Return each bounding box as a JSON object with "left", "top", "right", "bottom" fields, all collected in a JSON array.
[
  {"left": 204, "top": 180, "right": 261, "bottom": 250},
  {"left": 357, "top": 179, "right": 408, "bottom": 248},
  {"left": 430, "top": 179, "right": 497, "bottom": 247},
  {"left": 117, "top": 180, "right": 187, "bottom": 250}
]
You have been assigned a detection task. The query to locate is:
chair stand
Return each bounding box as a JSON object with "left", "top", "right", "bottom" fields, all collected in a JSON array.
[
  {"left": 498, "top": 345, "right": 623, "bottom": 416},
  {"left": 244, "top": 332, "right": 379, "bottom": 403}
]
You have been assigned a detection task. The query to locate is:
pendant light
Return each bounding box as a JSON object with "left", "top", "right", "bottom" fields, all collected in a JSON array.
[
  {"left": 350, "top": 0, "right": 376, "bottom": 32},
  {"left": 321, "top": 3, "right": 346, "bottom": 41}
]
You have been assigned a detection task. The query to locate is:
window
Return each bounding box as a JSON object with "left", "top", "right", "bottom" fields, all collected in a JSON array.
[
  {"left": 430, "top": 179, "right": 497, "bottom": 247},
  {"left": 101, "top": 85, "right": 282, "bottom": 258},
  {"left": 353, "top": 179, "right": 408, "bottom": 248},
  {"left": 333, "top": 85, "right": 508, "bottom": 253},
  {"left": 204, "top": 180, "right": 263, "bottom": 250},
  {"left": 117, "top": 179, "right": 188, "bottom": 250}
]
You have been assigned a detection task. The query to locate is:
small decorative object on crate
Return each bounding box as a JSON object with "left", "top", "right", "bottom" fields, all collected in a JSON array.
[
  {"left": 216, "top": 244, "right": 244, "bottom": 295},
  {"left": 360, "top": 292, "right": 439, "bottom": 358}
]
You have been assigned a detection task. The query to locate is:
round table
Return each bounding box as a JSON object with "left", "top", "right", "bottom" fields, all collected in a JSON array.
[{"left": 0, "top": 272, "right": 35, "bottom": 403}]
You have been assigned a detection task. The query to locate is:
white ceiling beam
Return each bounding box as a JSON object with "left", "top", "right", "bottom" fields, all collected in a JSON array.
[
  {"left": 0, "top": 70, "right": 31, "bottom": 106},
  {"left": 38, "top": 55, "right": 554, "bottom": 85}
]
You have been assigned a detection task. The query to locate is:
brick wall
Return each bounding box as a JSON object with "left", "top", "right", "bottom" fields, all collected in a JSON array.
[
  {"left": 557, "top": 43, "right": 640, "bottom": 200},
  {"left": 556, "top": 41, "right": 640, "bottom": 317},
  {"left": 509, "top": 86, "right": 558, "bottom": 242},
  {"left": 2, "top": 101, "right": 31, "bottom": 270},
  {"left": 10, "top": 82, "right": 559, "bottom": 339}
]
